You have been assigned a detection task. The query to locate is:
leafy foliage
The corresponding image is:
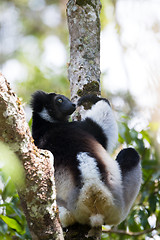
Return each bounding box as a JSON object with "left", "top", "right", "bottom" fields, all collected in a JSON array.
[
  {"left": 0, "top": 143, "right": 30, "bottom": 239},
  {"left": 102, "top": 118, "right": 160, "bottom": 239},
  {"left": 0, "top": 170, "right": 31, "bottom": 239}
]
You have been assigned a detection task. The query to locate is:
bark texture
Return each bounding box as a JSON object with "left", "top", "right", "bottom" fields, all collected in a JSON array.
[
  {"left": 66, "top": 0, "right": 102, "bottom": 239},
  {"left": 67, "top": 0, "right": 101, "bottom": 105},
  {"left": 0, "top": 73, "right": 64, "bottom": 240}
]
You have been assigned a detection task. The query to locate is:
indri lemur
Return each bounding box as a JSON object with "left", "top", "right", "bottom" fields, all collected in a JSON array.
[{"left": 31, "top": 91, "right": 142, "bottom": 227}]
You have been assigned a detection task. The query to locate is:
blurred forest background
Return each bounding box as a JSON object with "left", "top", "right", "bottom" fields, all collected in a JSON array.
[{"left": 0, "top": 0, "right": 160, "bottom": 239}]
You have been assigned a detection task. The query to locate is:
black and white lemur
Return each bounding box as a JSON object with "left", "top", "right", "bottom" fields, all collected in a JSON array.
[{"left": 31, "top": 91, "right": 142, "bottom": 227}]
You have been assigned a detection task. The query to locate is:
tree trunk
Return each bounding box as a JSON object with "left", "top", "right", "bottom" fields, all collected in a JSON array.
[
  {"left": 67, "top": 0, "right": 101, "bottom": 104},
  {"left": 0, "top": 73, "right": 64, "bottom": 240},
  {"left": 66, "top": 0, "right": 102, "bottom": 239}
]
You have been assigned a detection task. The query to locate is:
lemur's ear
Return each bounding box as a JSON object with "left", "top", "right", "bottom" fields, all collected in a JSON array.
[
  {"left": 31, "top": 91, "right": 48, "bottom": 112},
  {"left": 31, "top": 91, "right": 56, "bottom": 112}
]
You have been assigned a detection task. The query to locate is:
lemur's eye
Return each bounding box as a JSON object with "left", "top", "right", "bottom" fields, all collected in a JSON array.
[{"left": 57, "top": 98, "right": 63, "bottom": 104}]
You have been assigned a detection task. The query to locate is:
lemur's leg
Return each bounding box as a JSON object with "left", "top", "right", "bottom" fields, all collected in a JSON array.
[
  {"left": 58, "top": 206, "right": 76, "bottom": 228},
  {"left": 115, "top": 148, "right": 142, "bottom": 221},
  {"left": 78, "top": 95, "right": 118, "bottom": 152}
]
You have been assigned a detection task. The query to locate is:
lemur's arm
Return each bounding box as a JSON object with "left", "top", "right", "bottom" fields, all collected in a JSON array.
[{"left": 78, "top": 95, "right": 118, "bottom": 153}]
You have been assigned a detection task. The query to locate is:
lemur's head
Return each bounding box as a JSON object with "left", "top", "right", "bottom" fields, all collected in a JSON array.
[{"left": 31, "top": 91, "right": 76, "bottom": 122}]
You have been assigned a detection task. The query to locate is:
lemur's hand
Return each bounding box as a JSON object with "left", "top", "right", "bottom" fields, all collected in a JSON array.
[{"left": 78, "top": 94, "right": 110, "bottom": 107}]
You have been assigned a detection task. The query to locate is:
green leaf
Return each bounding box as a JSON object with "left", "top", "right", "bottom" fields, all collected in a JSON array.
[
  {"left": 140, "top": 130, "right": 151, "bottom": 144},
  {"left": 0, "top": 219, "right": 8, "bottom": 235},
  {"left": 2, "top": 179, "right": 16, "bottom": 201},
  {"left": 0, "top": 215, "right": 24, "bottom": 235},
  {"left": 149, "top": 194, "right": 157, "bottom": 213},
  {"left": 139, "top": 210, "right": 150, "bottom": 229},
  {"left": 28, "top": 117, "right": 32, "bottom": 130},
  {"left": 118, "top": 134, "right": 124, "bottom": 144},
  {"left": 128, "top": 210, "right": 141, "bottom": 232},
  {"left": 130, "top": 129, "right": 138, "bottom": 140}
]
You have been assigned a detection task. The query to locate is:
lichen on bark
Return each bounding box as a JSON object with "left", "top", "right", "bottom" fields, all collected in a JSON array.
[{"left": 77, "top": 81, "right": 100, "bottom": 97}]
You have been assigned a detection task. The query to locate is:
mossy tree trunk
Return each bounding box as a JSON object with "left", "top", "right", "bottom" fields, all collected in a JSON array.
[
  {"left": 0, "top": 73, "right": 64, "bottom": 240},
  {"left": 66, "top": 0, "right": 102, "bottom": 239}
]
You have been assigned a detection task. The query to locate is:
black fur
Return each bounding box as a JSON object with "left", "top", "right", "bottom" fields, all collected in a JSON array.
[
  {"left": 78, "top": 94, "right": 110, "bottom": 107},
  {"left": 116, "top": 148, "right": 140, "bottom": 174},
  {"left": 75, "top": 118, "right": 107, "bottom": 149}
]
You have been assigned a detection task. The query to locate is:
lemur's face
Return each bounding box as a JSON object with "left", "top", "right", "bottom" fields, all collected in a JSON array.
[
  {"left": 48, "top": 93, "right": 76, "bottom": 121},
  {"left": 32, "top": 91, "right": 76, "bottom": 122}
]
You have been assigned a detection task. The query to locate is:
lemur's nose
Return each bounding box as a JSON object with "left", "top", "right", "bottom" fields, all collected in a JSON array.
[{"left": 72, "top": 103, "right": 76, "bottom": 108}]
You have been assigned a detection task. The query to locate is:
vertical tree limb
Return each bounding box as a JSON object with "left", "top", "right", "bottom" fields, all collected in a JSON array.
[
  {"left": 0, "top": 73, "right": 64, "bottom": 240},
  {"left": 67, "top": 0, "right": 101, "bottom": 104},
  {"left": 66, "top": 0, "right": 102, "bottom": 239}
]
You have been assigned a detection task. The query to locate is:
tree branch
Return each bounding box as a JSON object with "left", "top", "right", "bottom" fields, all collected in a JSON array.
[
  {"left": 0, "top": 73, "right": 64, "bottom": 240},
  {"left": 103, "top": 223, "right": 160, "bottom": 237}
]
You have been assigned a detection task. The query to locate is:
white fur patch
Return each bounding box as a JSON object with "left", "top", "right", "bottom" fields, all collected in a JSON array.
[
  {"left": 89, "top": 214, "right": 104, "bottom": 227},
  {"left": 83, "top": 100, "right": 118, "bottom": 153},
  {"left": 58, "top": 206, "right": 75, "bottom": 227},
  {"left": 77, "top": 152, "right": 101, "bottom": 183},
  {"left": 39, "top": 107, "right": 54, "bottom": 123}
]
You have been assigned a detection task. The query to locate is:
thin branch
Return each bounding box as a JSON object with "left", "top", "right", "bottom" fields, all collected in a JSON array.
[{"left": 103, "top": 223, "right": 160, "bottom": 237}]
